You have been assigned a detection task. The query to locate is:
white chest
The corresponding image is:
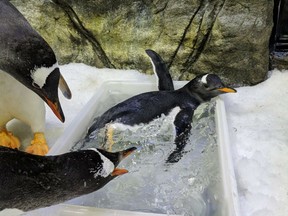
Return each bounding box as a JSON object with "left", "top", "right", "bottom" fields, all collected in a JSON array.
[{"left": 0, "top": 71, "right": 45, "bottom": 129}]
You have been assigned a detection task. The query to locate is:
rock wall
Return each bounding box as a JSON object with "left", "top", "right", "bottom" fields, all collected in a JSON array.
[{"left": 10, "top": 0, "right": 274, "bottom": 86}]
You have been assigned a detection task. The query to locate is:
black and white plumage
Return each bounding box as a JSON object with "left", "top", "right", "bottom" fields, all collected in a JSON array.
[
  {"left": 0, "top": 0, "right": 71, "bottom": 154},
  {"left": 145, "top": 49, "right": 174, "bottom": 91},
  {"left": 0, "top": 0, "right": 71, "bottom": 120},
  {"left": 78, "top": 50, "right": 236, "bottom": 163},
  {"left": 0, "top": 146, "right": 136, "bottom": 212}
]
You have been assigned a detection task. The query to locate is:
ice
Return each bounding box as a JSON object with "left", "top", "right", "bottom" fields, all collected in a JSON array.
[
  {"left": 0, "top": 209, "right": 23, "bottom": 216},
  {"left": 68, "top": 101, "right": 225, "bottom": 216}
]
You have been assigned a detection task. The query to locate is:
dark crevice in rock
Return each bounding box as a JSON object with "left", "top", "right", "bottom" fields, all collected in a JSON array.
[
  {"left": 181, "top": 12, "right": 204, "bottom": 72},
  {"left": 141, "top": 0, "right": 153, "bottom": 6},
  {"left": 236, "top": 2, "right": 250, "bottom": 11},
  {"left": 52, "top": 0, "right": 115, "bottom": 68},
  {"left": 153, "top": 1, "right": 169, "bottom": 14},
  {"left": 167, "top": 4, "right": 202, "bottom": 70},
  {"left": 180, "top": 0, "right": 226, "bottom": 78}
]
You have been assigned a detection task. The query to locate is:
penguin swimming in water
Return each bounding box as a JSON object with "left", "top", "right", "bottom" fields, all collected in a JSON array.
[
  {"left": 77, "top": 50, "right": 236, "bottom": 163},
  {"left": 0, "top": 146, "right": 136, "bottom": 211},
  {"left": 0, "top": 0, "right": 71, "bottom": 155}
]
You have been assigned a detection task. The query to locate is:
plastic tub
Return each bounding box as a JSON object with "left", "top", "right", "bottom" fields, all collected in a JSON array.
[{"left": 42, "top": 80, "right": 240, "bottom": 216}]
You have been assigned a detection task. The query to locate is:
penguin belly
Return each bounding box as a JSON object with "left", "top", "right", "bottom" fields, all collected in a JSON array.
[
  {"left": 0, "top": 71, "right": 46, "bottom": 149},
  {"left": 80, "top": 106, "right": 182, "bottom": 151},
  {"left": 111, "top": 106, "right": 181, "bottom": 133}
]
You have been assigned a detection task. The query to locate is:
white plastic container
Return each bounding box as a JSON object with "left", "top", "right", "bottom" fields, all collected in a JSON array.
[{"left": 43, "top": 80, "right": 240, "bottom": 216}]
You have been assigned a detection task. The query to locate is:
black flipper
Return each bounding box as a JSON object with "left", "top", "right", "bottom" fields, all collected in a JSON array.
[
  {"left": 145, "top": 49, "right": 174, "bottom": 91},
  {"left": 166, "top": 108, "right": 193, "bottom": 163}
]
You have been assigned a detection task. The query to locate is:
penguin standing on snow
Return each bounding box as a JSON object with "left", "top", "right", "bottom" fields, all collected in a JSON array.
[
  {"left": 0, "top": 0, "right": 71, "bottom": 155},
  {"left": 0, "top": 145, "right": 136, "bottom": 211},
  {"left": 78, "top": 50, "right": 236, "bottom": 163}
]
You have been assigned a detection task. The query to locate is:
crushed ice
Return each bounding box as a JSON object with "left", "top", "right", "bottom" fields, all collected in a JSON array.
[{"left": 69, "top": 100, "right": 224, "bottom": 216}]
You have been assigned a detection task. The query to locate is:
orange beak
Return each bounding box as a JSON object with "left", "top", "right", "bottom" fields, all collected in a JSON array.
[
  {"left": 111, "top": 168, "right": 129, "bottom": 176},
  {"left": 46, "top": 97, "right": 65, "bottom": 123},
  {"left": 110, "top": 147, "right": 137, "bottom": 176},
  {"left": 218, "top": 87, "right": 237, "bottom": 93}
]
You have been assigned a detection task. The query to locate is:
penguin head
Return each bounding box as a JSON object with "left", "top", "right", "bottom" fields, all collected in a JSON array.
[
  {"left": 0, "top": 146, "right": 137, "bottom": 211},
  {"left": 96, "top": 146, "right": 137, "bottom": 176},
  {"left": 185, "top": 73, "right": 237, "bottom": 102},
  {"left": 61, "top": 146, "right": 137, "bottom": 196},
  {"left": 65, "top": 147, "right": 137, "bottom": 191},
  {"left": 31, "top": 66, "right": 65, "bottom": 122},
  {"left": 0, "top": 0, "right": 71, "bottom": 123}
]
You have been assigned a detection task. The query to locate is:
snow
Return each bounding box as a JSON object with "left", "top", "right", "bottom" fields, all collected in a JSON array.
[
  {"left": 5, "top": 63, "right": 288, "bottom": 216},
  {"left": 222, "top": 70, "right": 288, "bottom": 216}
]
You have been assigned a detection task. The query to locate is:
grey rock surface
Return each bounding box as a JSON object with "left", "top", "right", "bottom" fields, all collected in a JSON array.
[{"left": 10, "top": 0, "right": 274, "bottom": 85}]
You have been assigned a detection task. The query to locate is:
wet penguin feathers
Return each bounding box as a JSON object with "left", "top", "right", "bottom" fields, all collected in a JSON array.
[
  {"left": 145, "top": 49, "right": 174, "bottom": 91},
  {"left": 183, "top": 73, "right": 237, "bottom": 102},
  {"left": 77, "top": 49, "right": 236, "bottom": 163},
  {"left": 0, "top": 146, "right": 136, "bottom": 211},
  {"left": 97, "top": 147, "right": 137, "bottom": 166}
]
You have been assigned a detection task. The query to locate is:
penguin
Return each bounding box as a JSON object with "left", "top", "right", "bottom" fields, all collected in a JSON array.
[
  {"left": 0, "top": 0, "right": 71, "bottom": 155},
  {"left": 76, "top": 51, "right": 236, "bottom": 163},
  {"left": 145, "top": 49, "right": 174, "bottom": 91},
  {"left": 0, "top": 146, "right": 136, "bottom": 211}
]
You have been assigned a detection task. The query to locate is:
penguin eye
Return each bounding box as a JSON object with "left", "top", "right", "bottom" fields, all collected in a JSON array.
[{"left": 203, "top": 83, "right": 209, "bottom": 88}]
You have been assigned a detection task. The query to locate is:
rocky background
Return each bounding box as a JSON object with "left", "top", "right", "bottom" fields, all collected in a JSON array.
[{"left": 10, "top": 0, "right": 274, "bottom": 86}]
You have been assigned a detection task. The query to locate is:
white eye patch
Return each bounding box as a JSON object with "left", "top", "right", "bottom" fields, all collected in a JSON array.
[
  {"left": 88, "top": 148, "right": 115, "bottom": 178},
  {"left": 30, "top": 63, "right": 58, "bottom": 88},
  {"left": 201, "top": 74, "right": 209, "bottom": 84}
]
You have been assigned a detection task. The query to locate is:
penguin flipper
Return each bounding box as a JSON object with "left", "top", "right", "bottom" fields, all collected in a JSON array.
[
  {"left": 145, "top": 49, "right": 174, "bottom": 91},
  {"left": 59, "top": 74, "right": 72, "bottom": 99},
  {"left": 166, "top": 108, "right": 193, "bottom": 163}
]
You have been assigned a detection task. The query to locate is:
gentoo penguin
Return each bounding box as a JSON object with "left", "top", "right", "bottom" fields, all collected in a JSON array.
[
  {"left": 78, "top": 69, "right": 236, "bottom": 162},
  {"left": 0, "top": 146, "right": 136, "bottom": 211},
  {"left": 145, "top": 49, "right": 174, "bottom": 91},
  {"left": 0, "top": 0, "right": 71, "bottom": 155}
]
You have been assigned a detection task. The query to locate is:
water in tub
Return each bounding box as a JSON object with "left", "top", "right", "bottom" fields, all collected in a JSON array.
[{"left": 70, "top": 100, "right": 223, "bottom": 216}]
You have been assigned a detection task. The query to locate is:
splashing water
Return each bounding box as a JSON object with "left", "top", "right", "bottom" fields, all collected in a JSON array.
[{"left": 69, "top": 101, "right": 225, "bottom": 216}]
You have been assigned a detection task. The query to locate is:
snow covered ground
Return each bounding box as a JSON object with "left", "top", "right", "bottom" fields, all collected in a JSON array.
[
  {"left": 222, "top": 70, "right": 288, "bottom": 216},
  {"left": 6, "top": 63, "right": 288, "bottom": 216}
]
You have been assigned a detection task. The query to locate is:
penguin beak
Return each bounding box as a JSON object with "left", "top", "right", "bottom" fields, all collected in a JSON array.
[
  {"left": 121, "top": 146, "right": 137, "bottom": 159},
  {"left": 111, "top": 168, "right": 129, "bottom": 176},
  {"left": 218, "top": 87, "right": 237, "bottom": 93},
  {"left": 110, "top": 147, "right": 137, "bottom": 176},
  {"left": 45, "top": 97, "right": 65, "bottom": 122}
]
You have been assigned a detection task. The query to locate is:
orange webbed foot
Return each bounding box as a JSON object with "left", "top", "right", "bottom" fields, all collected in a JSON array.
[
  {"left": 25, "top": 132, "right": 49, "bottom": 156},
  {"left": 0, "top": 129, "right": 20, "bottom": 149}
]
